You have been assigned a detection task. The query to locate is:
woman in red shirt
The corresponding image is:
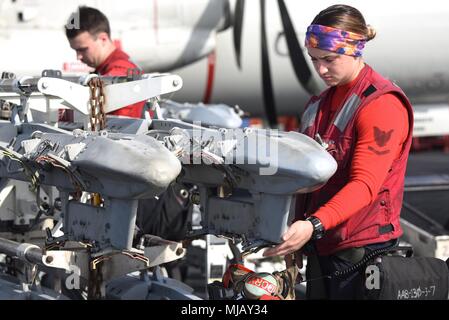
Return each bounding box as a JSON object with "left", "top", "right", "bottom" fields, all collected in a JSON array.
[{"left": 264, "top": 4, "right": 414, "bottom": 299}]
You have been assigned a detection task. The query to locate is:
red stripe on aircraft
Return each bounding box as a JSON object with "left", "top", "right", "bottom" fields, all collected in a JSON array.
[{"left": 203, "top": 51, "right": 216, "bottom": 104}]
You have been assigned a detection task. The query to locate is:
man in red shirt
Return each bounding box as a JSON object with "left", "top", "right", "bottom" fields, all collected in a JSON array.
[
  {"left": 64, "top": 8, "right": 191, "bottom": 275},
  {"left": 65, "top": 6, "right": 145, "bottom": 118}
]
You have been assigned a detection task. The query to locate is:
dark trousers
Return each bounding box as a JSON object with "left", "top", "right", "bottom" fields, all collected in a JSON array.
[
  {"left": 135, "top": 183, "right": 192, "bottom": 242},
  {"left": 306, "top": 239, "right": 397, "bottom": 300}
]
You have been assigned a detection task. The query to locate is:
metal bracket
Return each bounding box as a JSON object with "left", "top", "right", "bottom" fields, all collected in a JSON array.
[
  {"left": 37, "top": 77, "right": 90, "bottom": 115},
  {"left": 103, "top": 74, "right": 183, "bottom": 113},
  {"left": 142, "top": 236, "right": 186, "bottom": 267},
  {"left": 42, "top": 250, "right": 78, "bottom": 271},
  {"left": 126, "top": 68, "right": 143, "bottom": 81},
  {"left": 41, "top": 70, "right": 62, "bottom": 79},
  {"left": 36, "top": 74, "right": 183, "bottom": 116},
  {"left": 1, "top": 72, "right": 16, "bottom": 80}
]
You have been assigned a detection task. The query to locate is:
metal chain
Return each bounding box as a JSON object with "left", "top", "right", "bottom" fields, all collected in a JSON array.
[
  {"left": 87, "top": 78, "right": 106, "bottom": 212},
  {"left": 88, "top": 77, "right": 106, "bottom": 131}
]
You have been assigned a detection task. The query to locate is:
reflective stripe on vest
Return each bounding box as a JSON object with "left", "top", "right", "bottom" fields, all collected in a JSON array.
[
  {"left": 333, "top": 93, "right": 362, "bottom": 132},
  {"left": 300, "top": 99, "right": 320, "bottom": 132}
]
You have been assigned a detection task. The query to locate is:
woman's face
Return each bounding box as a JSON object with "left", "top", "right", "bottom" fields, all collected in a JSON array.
[{"left": 307, "top": 47, "right": 362, "bottom": 87}]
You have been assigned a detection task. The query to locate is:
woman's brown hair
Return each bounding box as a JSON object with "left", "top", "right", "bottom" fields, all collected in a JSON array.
[{"left": 311, "top": 4, "right": 376, "bottom": 41}]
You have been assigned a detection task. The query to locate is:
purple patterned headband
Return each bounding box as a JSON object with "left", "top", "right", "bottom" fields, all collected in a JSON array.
[{"left": 305, "top": 24, "right": 366, "bottom": 57}]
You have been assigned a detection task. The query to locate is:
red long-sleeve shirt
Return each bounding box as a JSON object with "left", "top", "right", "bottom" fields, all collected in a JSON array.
[
  {"left": 95, "top": 48, "right": 146, "bottom": 118},
  {"left": 313, "top": 81, "right": 409, "bottom": 231}
]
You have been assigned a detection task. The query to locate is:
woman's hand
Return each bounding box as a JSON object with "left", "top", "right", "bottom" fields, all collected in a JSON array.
[{"left": 263, "top": 220, "right": 314, "bottom": 257}]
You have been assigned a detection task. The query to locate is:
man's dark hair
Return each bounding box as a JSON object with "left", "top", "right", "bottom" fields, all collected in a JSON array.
[{"left": 65, "top": 6, "right": 111, "bottom": 39}]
